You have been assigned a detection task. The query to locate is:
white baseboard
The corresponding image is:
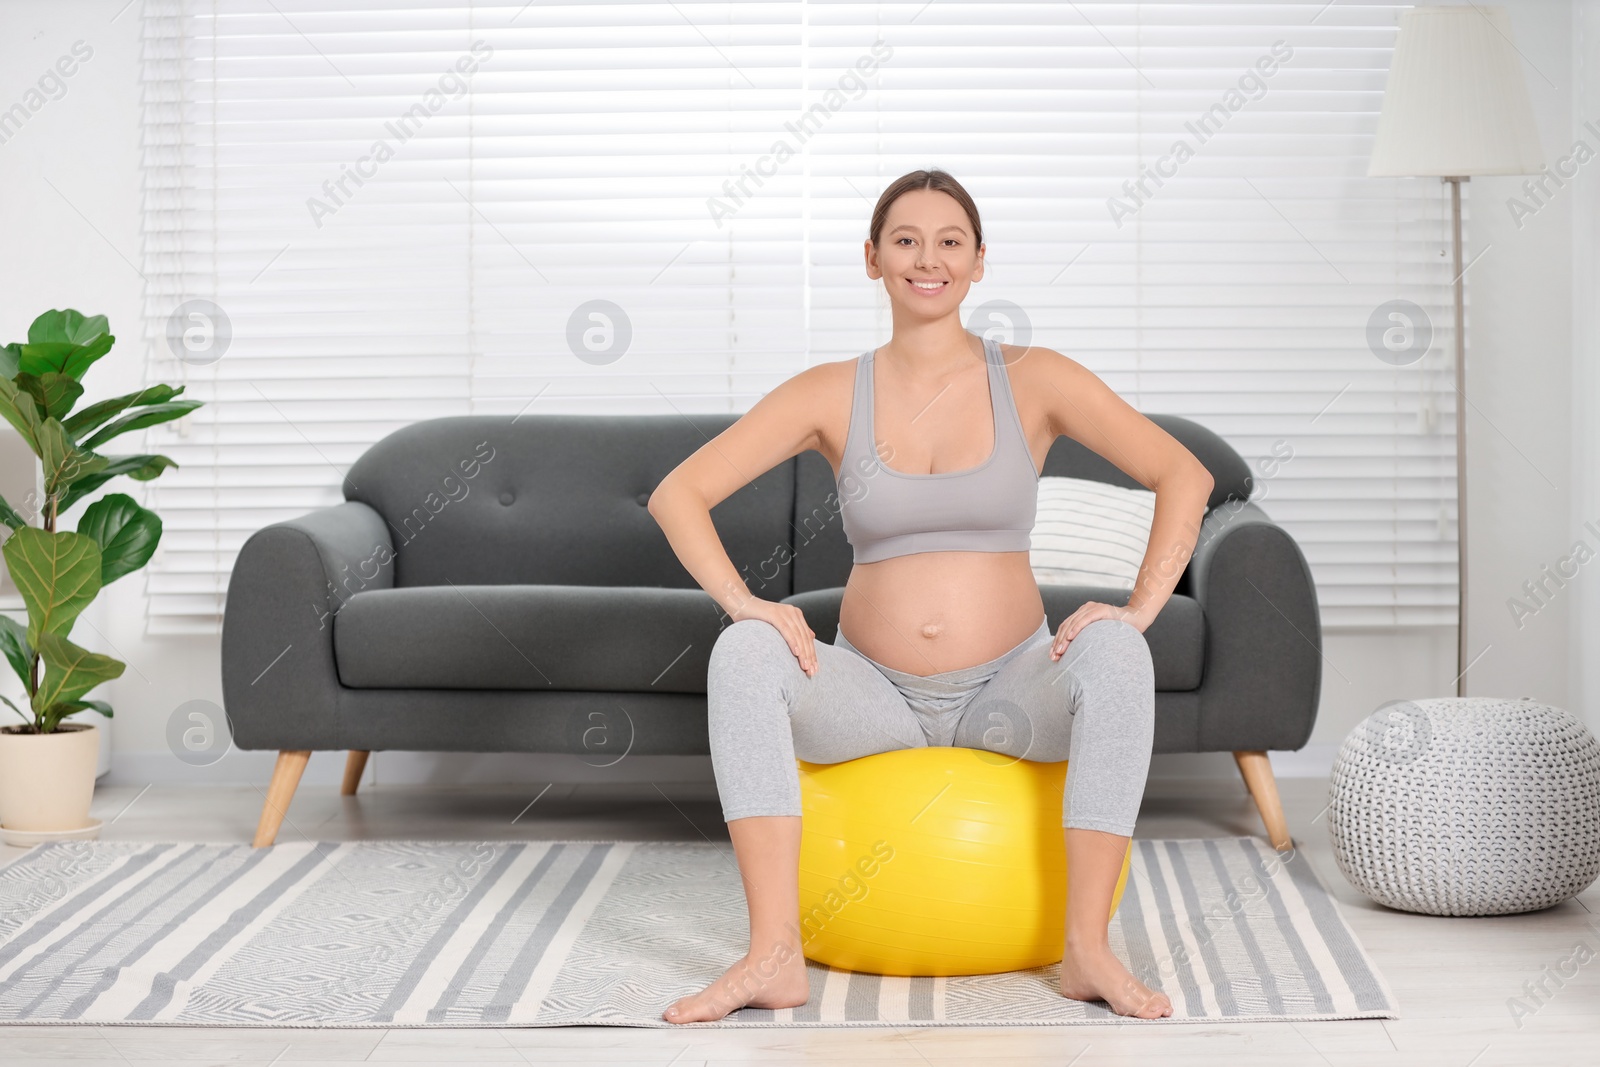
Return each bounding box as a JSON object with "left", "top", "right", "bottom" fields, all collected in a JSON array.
[
  {"left": 102, "top": 743, "right": 1338, "bottom": 788},
  {"left": 1144, "top": 744, "right": 1335, "bottom": 781},
  {"left": 1263, "top": 742, "right": 1338, "bottom": 778},
  {"left": 102, "top": 749, "right": 720, "bottom": 789}
]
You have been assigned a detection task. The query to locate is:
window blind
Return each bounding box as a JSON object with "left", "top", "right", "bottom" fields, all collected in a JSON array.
[{"left": 138, "top": 0, "right": 1457, "bottom": 634}]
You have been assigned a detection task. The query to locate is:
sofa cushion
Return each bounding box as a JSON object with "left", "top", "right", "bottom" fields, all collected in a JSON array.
[
  {"left": 334, "top": 585, "right": 728, "bottom": 693},
  {"left": 336, "top": 581, "right": 1204, "bottom": 694},
  {"left": 782, "top": 584, "right": 1205, "bottom": 692},
  {"left": 1030, "top": 476, "right": 1156, "bottom": 589},
  {"left": 340, "top": 414, "right": 797, "bottom": 597}
]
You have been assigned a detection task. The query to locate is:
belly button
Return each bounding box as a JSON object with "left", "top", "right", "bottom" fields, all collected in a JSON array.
[{"left": 920, "top": 623, "right": 942, "bottom": 639}]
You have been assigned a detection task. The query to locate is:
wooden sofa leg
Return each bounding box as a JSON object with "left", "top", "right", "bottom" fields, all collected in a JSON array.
[
  {"left": 342, "top": 750, "right": 370, "bottom": 796},
  {"left": 253, "top": 749, "right": 311, "bottom": 848},
  {"left": 1233, "top": 750, "right": 1293, "bottom": 851}
]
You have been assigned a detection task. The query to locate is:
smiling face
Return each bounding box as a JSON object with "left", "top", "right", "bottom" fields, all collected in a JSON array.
[{"left": 864, "top": 187, "right": 985, "bottom": 318}]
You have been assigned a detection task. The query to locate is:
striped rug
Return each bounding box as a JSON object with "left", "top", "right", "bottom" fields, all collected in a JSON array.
[{"left": 0, "top": 837, "right": 1396, "bottom": 1027}]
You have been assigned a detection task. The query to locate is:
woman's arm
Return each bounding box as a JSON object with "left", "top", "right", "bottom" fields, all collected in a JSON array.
[
  {"left": 646, "top": 362, "right": 844, "bottom": 676},
  {"left": 1022, "top": 348, "right": 1215, "bottom": 654}
]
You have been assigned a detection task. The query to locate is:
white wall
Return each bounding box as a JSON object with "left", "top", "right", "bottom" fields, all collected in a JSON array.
[
  {"left": 0, "top": 1, "right": 1590, "bottom": 792},
  {"left": 1571, "top": 1, "right": 1600, "bottom": 740},
  {"left": 1463, "top": 0, "right": 1577, "bottom": 712}
]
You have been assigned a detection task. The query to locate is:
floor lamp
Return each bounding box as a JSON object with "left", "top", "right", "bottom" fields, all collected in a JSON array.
[{"left": 1366, "top": 5, "right": 1544, "bottom": 696}]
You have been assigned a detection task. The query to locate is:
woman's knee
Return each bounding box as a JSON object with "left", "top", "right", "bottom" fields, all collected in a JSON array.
[
  {"left": 706, "top": 620, "right": 794, "bottom": 752},
  {"left": 1082, "top": 616, "right": 1144, "bottom": 641},
  {"left": 1078, "top": 618, "right": 1154, "bottom": 685},
  {"left": 710, "top": 617, "right": 789, "bottom": 666}
]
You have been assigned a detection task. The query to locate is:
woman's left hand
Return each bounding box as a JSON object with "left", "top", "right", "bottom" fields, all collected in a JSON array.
[{"left": 1049, "top": 601, "right": 1155, "bottom": 660}]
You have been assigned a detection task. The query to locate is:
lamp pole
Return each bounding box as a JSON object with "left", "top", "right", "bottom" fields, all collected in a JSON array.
[{"left": 1446, "top": 174, "right": 1468, "bottom": 698}]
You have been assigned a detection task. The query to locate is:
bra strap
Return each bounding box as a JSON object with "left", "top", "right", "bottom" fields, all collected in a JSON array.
[{"left": 845, "top": 350, "right": 875, "bottom": 469}]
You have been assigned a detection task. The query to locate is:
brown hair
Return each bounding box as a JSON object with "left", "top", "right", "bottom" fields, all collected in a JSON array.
[{"left": 868, "top": 169, "right": 983, "bottom": 250}]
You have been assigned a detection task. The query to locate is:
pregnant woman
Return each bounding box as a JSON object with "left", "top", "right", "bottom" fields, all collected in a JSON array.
[{"left": 648, "top": 169, "right": 1212, "bottom": 1023}]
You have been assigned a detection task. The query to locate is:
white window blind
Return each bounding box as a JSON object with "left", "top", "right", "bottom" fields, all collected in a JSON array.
[{"left": 139, "top": 0, "right": 1457, "bottom": 634}]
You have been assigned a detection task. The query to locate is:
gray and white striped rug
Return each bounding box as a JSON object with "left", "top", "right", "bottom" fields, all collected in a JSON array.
[{"left": 0, "top": 837, "right": 1396, "bottom": 1027}]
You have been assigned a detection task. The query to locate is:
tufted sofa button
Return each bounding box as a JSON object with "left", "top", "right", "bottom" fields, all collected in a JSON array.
[
  {"left": 499, "top": 491, "right": 515, "bottom": 506},
  {"left": 636, "top": 492, "right": 650, "bottom": 506}
]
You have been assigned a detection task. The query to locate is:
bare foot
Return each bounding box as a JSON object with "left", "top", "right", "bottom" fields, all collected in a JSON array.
[
  {"left": 663, "top": 941, "right": 810, "bottom": 1024},
  {"left": 1059, "top": 938, "right": 1172, "bottom": 1019}
]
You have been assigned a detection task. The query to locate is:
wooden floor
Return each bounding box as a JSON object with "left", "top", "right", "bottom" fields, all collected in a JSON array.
[{"left": 1, "top": 775, "right": 1596, "bottom": 1065}]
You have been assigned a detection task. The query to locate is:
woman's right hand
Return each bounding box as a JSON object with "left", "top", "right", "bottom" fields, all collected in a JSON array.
[{"left": 730, "top": 598, "right": 818, "bottom": 677}]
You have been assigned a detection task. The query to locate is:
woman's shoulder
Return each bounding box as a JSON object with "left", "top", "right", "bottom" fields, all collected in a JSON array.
[
  {"left": 995, "top": 340, "right": 1074, "bottom": 370},
  {"left": 995, "top": 341, "right": 1085, "bottom": 391},
  {"left": 753, "top": 356, "right": 857, "bottom": 429},
  {"left": 779, "top": 355, "right": 859, "bottom": 396},
  {"left": 750, "top": 357, "right": 858, "bottom": 465}
]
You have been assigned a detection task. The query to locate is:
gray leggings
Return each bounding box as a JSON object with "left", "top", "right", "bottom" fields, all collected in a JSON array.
[{"left": 705, "top": 614, "right": 1156, "bottom": 835}]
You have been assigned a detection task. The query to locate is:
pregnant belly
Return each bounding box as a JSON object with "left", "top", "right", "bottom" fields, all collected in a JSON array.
[{"left": 837, "top": 551, "right": 1047, "bottom": 676}]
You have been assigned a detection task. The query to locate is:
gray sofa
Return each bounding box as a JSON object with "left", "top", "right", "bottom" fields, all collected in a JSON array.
[{"left": 222, "top": 413, "right": 1321, "bottom": 850}]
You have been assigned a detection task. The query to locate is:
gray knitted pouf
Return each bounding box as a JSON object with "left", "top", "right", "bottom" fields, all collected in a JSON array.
[{"left": 1327, "top": 697, "right": 1600, "bottom": 916}]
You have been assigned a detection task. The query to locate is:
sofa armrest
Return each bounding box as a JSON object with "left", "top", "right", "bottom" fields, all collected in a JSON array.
[
  {"left": 1188, "top": 500, "right": 1322, "bottom": 752},
  {"left": 221, "top": 501, "right": 395, "bottom": 751}
]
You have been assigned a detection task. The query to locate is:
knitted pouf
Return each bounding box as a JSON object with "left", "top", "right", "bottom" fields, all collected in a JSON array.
[{"left": 1327, "top": 697, "right": 1600, "bottom": 916}]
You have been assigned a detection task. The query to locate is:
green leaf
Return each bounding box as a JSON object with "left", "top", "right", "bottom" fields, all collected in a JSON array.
[
  {"left": 16, "top": 371, "right": 84, "bottom": 422},
  {"left": 28, "top": 309, "right": 110, "bottom": 347},
  {"left": 0, "top": 613, "right": 33, "bottom": 690},
  {"left": 32, "top": 631, "right": 124, "bottom": 718},
  {"left": 14, "top": 307, "right": 116, "bottom": 382},
  {"left": 0, "top": 343, "right": 19, "bottom": 380},
  {"left": 15, "top": 342, "right": 79, "bottom": 372},
  {"left": 65, "top": 333, "right": 115, "bottom": 379},
  {"left": 0, "top": 375, "right": 46, "bottom": 456},
  {"left": 113, "top": 454, "right": 176, "bottom": 481},
  {"left": 0, "top": 692, "right": 30, "bottom": 727},
  {"left": 0, "top": 527, "right": 102, "bottom": 647},
  {"left": 38, "top": 418, "right": 108, "bottom": 502},
  {"left": 62, "top": 384, "right": 189, "bottom": 439},
  {"left": 54, "top": 454, "right": 179, "bottom": 515},
  {"left": 76, "top": 494, "right": 161, "bottom": 586},
  {"left": 77, "top": 400, "right": 201, "bottom": 452},
  {"left": 14, "top": 336, "right": 115, "bottom": 381},
  {"left": 0, "top": 491, "right": 27, "bottom": 532},
  {"left": 40, "top": 699, "right": 113, "bottom": 731}
]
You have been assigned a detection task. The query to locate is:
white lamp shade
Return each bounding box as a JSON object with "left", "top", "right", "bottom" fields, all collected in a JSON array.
[{"left": 1368, "top": 5, "right": 1544, "bottom": 177}]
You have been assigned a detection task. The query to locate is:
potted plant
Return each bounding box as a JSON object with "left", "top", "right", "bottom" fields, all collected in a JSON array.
[{"left": 0, "top": 309, "right": 200, "bottom": 840}]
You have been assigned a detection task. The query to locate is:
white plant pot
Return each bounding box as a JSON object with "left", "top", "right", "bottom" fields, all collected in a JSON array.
[{"left": 0, "top": 722, "right": 101, "bottom": 838}]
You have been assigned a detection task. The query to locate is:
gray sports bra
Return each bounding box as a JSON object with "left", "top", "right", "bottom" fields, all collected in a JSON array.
[{"left": 837, "top": 335, "right": 1039, "bottom": 564}]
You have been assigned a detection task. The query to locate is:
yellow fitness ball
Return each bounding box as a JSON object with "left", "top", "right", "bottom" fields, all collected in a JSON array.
[{"left": 796, "top": 746, "right": 1133, "bottom": 977}]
